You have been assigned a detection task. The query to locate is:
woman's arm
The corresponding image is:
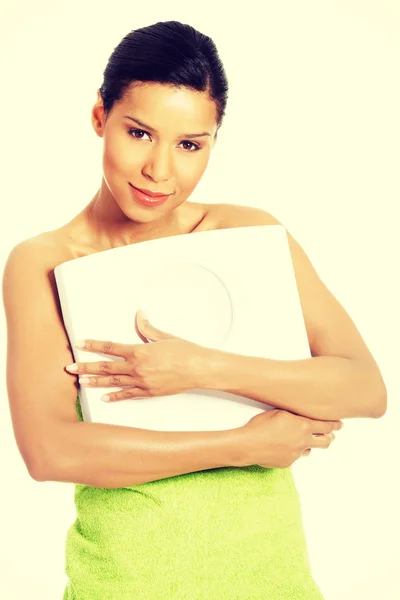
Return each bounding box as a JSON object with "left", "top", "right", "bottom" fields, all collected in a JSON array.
[
  {"left": 2, "top": 240, "right": 242, "bottom": 487},
  {"left": 203, "top": 204, "right": 387, "bottom": 421},
  {"left": 202, "top": 350, "right": 386, "bottom": 421}
]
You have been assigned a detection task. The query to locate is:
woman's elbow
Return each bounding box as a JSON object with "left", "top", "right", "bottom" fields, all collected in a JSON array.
[{"left": 371, "top": 377, "right": 388, "bottom": 418}]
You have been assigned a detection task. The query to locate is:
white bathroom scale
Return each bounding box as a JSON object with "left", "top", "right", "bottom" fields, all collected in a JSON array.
[{"left": 54, "top": 224, "right": 311, "bottom": 431}]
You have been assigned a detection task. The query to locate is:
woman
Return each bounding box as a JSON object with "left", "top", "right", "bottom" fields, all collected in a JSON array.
[{"left": 3, "top": 20, "right": 386, "bottom": 599}]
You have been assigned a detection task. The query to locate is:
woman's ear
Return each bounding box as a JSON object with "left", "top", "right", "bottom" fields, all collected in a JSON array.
[{"left": 91, "top": 89, "right": 106, "bottom": 138}]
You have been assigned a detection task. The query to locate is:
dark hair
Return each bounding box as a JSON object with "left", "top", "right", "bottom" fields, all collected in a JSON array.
[{"left": 99, "top": 20, "right": 229, "bottom": 134}]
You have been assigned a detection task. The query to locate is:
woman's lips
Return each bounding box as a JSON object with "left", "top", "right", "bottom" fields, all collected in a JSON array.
[{"left": 129, "top": 183, "right": 171, "bottom": 207}]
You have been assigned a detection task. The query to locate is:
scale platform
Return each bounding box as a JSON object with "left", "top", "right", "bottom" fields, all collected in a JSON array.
[{"left": 54, "top": 224, "right": 311, "bottom": 431}]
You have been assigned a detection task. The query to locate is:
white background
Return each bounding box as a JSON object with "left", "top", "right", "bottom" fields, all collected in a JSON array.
[{"left": 0, "top": 1, "right": 399, "bottom": 599}]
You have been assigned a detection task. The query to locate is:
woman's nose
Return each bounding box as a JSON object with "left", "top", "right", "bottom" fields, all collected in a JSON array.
[{"left": 142, "top": 146, "right": 172, "bottom": 183}]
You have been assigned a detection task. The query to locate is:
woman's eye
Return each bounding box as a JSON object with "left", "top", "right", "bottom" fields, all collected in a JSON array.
[
  {"left": 179, "top": 140, "right": 201, "bottom": 152},
  {"left": 127, "top": 129, "right": 200, "bottom": 152},
  {"left": 128, "top": 128, "right": 151, "bottom": 141}
]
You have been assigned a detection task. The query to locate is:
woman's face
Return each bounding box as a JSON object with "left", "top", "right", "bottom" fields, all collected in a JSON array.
[{"left": 91, "top": 82, "right": 218, "bottom": 223}]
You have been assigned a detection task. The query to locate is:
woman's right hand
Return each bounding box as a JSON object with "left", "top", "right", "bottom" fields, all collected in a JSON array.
[{"left": 235, "top": 409, "right": 344, "bottom": 468}]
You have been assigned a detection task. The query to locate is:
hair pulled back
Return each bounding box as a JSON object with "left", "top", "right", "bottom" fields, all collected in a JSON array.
[{"left": 99, "top": 20, "right": 229, "bottom": 133}]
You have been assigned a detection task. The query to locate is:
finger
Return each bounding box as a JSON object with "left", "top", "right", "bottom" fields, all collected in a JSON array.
[
  {"left": 310, "top": 432, "right": 335, "bottom": 449},
  {"left": 74, "top": 339, "right": 136, "bottom": 358},
  {"left": 66, "top": 360, "right": 130, "bottom": 376},
  {"left": 309, "top": 420, "right": 343, "bottom": 435},
  {"left": 136, "top": 310, "right": 177, "bottom": 342},
  {"left": 78, "top": 375, "right": 138, "bottom": 388},
  {"left": 301, "top": 448, "right": 312, "bottom": 457},
  {"left": 102, "top": 386, "right": 150, "bottom": 402}
]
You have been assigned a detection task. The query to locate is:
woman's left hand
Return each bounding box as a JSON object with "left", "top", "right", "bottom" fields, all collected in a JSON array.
[{"left": 65, "top": 310, "right": 212, "bottom": 402}]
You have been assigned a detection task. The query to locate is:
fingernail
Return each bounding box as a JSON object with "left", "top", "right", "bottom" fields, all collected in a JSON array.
[
  {"left": 66, "top": 364, "right": 78, "bottom": 372},
  {"left": 75, "top": 340, "right": 85, "bottom": 348},
  {"left": 139, "top": 309, "right": 148, "bottom": 320},
  {"left": 102, "top": 395, "right": 111, "bottom": 402}
]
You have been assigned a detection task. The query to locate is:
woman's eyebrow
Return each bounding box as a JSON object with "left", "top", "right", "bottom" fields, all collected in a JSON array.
[{"left": 123, "top": 115, "right": 211, "bottom": 139}]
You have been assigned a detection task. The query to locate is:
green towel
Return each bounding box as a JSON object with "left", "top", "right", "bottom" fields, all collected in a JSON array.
[{"left": 62, "top": 396, "right": 325, "bottom": 599}]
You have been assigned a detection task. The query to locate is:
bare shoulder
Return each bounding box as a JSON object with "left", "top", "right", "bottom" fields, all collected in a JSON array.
[
  {"left": 5, "top": 231, "right": 70, "bottom": 273},
  {"left": 3, "top": 232, "right": 72, "bottom": 332},
  {"left": 2, "top": 232, "right": 72, "bottom": 329},
  {"left": 204, "top": 202, "right": 304, "bottom": 252},
  {"left": 206, "top": 202, "right": 308, "bottom": 257},
  {"left": 206, "top": 202, "right": 282, "bottom": 229},
  {"left": 7, "top": 231, "right": 60, "bottom": 256}
]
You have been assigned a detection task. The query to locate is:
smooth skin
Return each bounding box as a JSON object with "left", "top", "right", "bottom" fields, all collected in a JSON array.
[
  {"left": 65, "top": 315, "right": 342, "bottom": 466},
  {"left": 3, "top": 81, "right": 372, "bottom": 485}
]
